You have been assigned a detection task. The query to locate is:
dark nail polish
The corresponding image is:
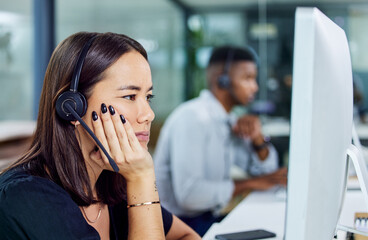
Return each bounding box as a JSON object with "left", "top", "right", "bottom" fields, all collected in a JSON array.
[
  {"left": 101, "top": 103, "right": 107, "bottom": 113},
  {"left": 92, "top": 111, "right": 98, "bottom": 121},
  {"left": 108, "top": 105, "right": 115, "bottom": 115},
  {"left": 120, "top": 114, "right": 126, "bottom": 124}
]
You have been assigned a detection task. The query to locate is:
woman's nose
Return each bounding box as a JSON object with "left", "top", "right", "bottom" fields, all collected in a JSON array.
[{"left": 137, "top": 100, "right": 155, "bottom": 124}]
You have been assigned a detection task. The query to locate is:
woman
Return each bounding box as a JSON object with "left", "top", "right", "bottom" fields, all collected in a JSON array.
[{"left": 0, "top": 32, "right": 200, "bottom": 239}]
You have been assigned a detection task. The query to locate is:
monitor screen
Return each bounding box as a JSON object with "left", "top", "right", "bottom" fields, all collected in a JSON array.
[{"left": 284, "top": 7, "right": 353, "bottom": 240}]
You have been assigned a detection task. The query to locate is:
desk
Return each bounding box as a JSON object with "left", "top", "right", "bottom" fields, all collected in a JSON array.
[
  {"left": 203, "top": 188, "right": 285, "bottom": 240},
  {"left": 203, "top": 187, "right": 367, "bottom": 240},
  {"left": 262, "top": 119, "right": 368, "bottom": 167},
  {"left": 0, "top": 121, "right": 35, "bottom": 170},
  {"left": 0, "top": 121, "right": 35, "bottom": 142},
  {"left": 262, "top": 118, "right": 368, "bottom": 140}
]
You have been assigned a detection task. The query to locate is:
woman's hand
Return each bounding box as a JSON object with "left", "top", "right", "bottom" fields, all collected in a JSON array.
[
  {"left": 91, "top": 103, "right": 154, "bottom": 181},
  {"left": 91, "top": 103, "right": 165, "bottom": 239}
]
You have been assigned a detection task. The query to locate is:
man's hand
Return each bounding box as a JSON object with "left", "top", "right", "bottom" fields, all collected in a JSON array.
[
  {"left": 232, "top": 115, "right": 262, "bottom": 142},
  {"left": 233, "top": 114, "right": 270, "bottom": 159},
  {"left": 233, "top": 168, "right": 288, "bottom": 196},
  {"left": 247, "top": 167, "right": 288, "bottom": 190}
]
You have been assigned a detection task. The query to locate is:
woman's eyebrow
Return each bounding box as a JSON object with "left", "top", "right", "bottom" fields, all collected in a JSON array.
[
  {"left": 117, "top": 85, "right": 153, "bottom": 92},
  {"left": 117, "top": 85, "right": 141, "bottom": 91}
]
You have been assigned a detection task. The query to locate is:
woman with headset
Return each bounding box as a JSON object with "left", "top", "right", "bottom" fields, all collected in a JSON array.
[{"left": 0, "top": 32, "right": 200, "bottom": 239}]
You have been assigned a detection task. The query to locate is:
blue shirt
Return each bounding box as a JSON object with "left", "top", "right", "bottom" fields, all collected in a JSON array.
[{"left": 154, "top": 90, "right": 278, "bottom": 217}]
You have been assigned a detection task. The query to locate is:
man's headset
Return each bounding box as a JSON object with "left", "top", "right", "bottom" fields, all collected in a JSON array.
[
  {"left": 217, "top": 48, "right": 235, "bottom": 89},
  {"left": 55, "top": 36, "right": 119, "bottom": 172}
]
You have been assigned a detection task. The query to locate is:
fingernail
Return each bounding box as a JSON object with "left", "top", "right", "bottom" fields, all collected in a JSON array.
[
  {"left": 108, "top": 105, "right": 115, "bottom": 115},
  {"left": 101, "top": 103, "right": 107, "bottom": 113},
  {"left": 92, "top": 111, "right": 98, "bottom": 121},
  {"left": 120, "top": 114, "right": 126, "bottom": 124}
]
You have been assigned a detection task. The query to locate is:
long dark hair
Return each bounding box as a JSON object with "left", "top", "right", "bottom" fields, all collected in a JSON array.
[{"left": 5, "top": 32, "right": 147, "bottom": 206}]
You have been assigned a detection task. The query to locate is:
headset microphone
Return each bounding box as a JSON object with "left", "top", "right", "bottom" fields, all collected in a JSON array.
[{"left": 56, "top": 36, "right": 119, "bottom": 173}]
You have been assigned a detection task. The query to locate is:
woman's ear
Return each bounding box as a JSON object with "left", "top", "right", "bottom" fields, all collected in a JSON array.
[{"left": 70, "top": 120, "right": 80, "bottom": 128}]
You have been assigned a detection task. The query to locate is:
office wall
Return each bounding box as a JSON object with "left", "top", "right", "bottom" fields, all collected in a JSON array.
[
  {"left": 349, "top": 7, "right": 368, "bottom": 72},
  {"left": 0, "top": 1, "right": 33, "bottom": 120}
]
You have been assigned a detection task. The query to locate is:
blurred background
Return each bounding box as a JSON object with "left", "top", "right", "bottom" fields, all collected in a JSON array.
[{"left": 1, "top": 0, "right": 368, "bottom": 168}]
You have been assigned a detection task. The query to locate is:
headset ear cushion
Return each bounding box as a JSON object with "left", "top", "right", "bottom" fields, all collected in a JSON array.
[
  {"left": 56, "top": 91, "right": 87, "bottom": 121},
  {"left": 218, "top": 74, "right": 231, "bottom": 89}
]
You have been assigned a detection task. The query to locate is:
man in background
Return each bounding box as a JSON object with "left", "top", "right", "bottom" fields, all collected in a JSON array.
[{"left": 154, "top": 46, "right": 287, "bottom": 236}]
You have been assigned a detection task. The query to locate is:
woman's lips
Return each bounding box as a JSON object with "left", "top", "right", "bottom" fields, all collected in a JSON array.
[{"left": 135, "top": 131, "right": 150, "bottom": 142}]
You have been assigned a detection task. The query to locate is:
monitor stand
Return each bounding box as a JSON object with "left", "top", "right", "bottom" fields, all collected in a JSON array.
[{"left": 336, "top": 124, "right": 368, "bottom": 236}]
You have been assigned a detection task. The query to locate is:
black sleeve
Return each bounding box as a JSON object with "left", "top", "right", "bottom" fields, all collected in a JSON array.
[
  {"left": 161, "top": 206, "right": 174, "bottom": 235},
  {"left": 0, "top": 172, "right": 98, "bottom": 240}
]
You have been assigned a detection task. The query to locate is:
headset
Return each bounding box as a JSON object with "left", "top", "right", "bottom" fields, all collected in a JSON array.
[
  {"left": 217, "top": 48, "right": 235, "bottom": 89},
  {"left": 55, "top": 36, "right": 119, "bottom": 172}
]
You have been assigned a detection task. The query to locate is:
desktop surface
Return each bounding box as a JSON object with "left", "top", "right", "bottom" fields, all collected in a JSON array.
[
  {"left": 203, "top": 188, "right": 285, "bottom": 240},
  {"left": 203, "top": 184, "right": 367, "bottom": 240}
]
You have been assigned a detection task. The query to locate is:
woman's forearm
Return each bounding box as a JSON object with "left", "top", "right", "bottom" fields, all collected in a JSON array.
[
  {"left": 166, "top": 215, "right": 201, "bottom": 240},
  {"left": 126, "top": 171, "right": 165, "bottom": 240}
]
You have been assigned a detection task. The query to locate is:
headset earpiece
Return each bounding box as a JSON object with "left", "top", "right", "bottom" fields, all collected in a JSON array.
[
  {"left": 56, "top": 91, "right": 87, "bottom": 121},
  {"left": 218, "top": 74, "right": 231, "bottom": 89},
  {"left": 217, "top": 48, "right": 235, "bottom": 89}
]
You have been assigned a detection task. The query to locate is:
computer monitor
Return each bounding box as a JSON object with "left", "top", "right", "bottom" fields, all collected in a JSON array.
[{"left": 284, "top": 7, "right": 354, "bottom": 239}]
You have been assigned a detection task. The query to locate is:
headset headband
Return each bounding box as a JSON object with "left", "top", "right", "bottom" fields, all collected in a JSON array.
[
  {"left": 223, "top": 48, "right": 235, "bottom": 75},
  {"left": 70, "top": 36, "right": 97, "bottom": 92}
]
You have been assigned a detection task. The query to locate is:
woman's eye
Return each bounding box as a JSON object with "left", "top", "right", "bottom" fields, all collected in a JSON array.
[
  {"left": 123, "top": 95, "right": 136, "bottom": 101},
  {"left": 146, "top": 94, "right": 155, "bottom": 103}
]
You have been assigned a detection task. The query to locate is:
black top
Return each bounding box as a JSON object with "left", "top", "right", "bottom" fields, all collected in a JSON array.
[{"left": 0, "top": 167, "right": 173, "bottom": 239}]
